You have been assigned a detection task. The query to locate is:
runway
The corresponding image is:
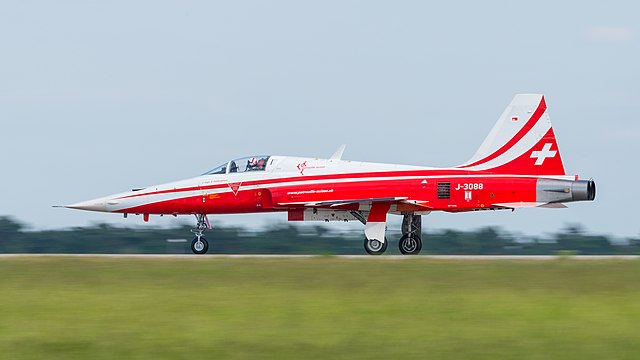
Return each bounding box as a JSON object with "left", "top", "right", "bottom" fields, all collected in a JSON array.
[{"left": 0, "top": 254, "right": 639, "bottom": 260}]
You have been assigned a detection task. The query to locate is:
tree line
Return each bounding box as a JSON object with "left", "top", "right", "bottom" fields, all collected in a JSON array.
[{"left": 1, "top": 216, "right": 638, "bottom": 255}]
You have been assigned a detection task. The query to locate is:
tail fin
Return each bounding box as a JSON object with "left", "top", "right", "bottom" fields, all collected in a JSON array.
[{"left": 458, "top": 94, "right": 566, "bottom": 175}]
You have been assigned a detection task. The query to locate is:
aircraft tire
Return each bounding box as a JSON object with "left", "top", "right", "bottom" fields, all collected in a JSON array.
[
  {"left": 399, "top": 234, "right": 422, "bottom": 255},
  {"left": 364, "top": 237, "right": 387, "bottom": 255},
  {"left": 191, "top": 237, "right": 209, "bottom": 255}
]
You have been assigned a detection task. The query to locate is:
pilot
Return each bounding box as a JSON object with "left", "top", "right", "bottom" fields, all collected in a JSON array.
[
  {"left": 229, "top": 161, "right": 238, "bottom": 173},
  {"left": 246, "top": 157, "right": 258, "bottom": 171}
]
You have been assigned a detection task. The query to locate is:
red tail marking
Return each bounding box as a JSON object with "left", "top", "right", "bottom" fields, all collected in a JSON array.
[
  {"left": 488, "top": 127, "right": 565, "bottom": 175},
  {"left": 460, "top": 96, "right": 547, "bottom": 168}
]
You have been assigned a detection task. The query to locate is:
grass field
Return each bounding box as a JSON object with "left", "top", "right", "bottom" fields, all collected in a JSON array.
[{"left": 1, "top": 257, "right": 640, "bottom": 359}]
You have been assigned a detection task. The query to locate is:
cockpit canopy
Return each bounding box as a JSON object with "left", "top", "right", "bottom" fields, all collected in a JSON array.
[{"left": 204, "top": 156, "right": 271, "bottom": 175}]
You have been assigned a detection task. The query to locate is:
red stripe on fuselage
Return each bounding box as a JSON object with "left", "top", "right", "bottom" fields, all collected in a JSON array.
[{"left": 114, "top": 175, "right": 541, "bottom": 215}]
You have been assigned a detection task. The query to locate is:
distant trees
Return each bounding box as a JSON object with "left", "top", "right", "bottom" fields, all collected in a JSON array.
[{"left": 0, "top": 216, "right": 638, "bottom": 255}]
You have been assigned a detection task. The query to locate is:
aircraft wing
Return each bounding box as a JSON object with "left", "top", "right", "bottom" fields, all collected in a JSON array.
[{"left": 399, "top": 199, "right": 434, "bottom": 210}]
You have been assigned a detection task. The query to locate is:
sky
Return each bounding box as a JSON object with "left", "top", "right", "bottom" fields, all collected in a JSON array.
[{"left": 1, "top": 1, "right": 638, "bottom": 238}]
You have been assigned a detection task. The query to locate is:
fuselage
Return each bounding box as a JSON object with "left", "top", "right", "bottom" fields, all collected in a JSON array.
[{"left": 67, "top": 155, "right": 594, "bottom": 218}]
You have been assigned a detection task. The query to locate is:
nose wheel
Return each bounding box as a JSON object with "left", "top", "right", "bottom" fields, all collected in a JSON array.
[
  {"left": 190, "top": 214, "right": 211, "bottom": 254},
  {"left": 191, "top": 237, "right": 209, "bottom": 254}
]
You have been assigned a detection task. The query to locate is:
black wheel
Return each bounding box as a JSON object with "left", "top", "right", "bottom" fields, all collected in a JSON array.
[
  {"left": 191, "top": 237, "right": 209, "bottom": 254},
  {"left": 364, "top": 237, "right": 388, "bottom": 255},
  {"left": 399, "top": 234, "right": 422, "bottom": 255}
]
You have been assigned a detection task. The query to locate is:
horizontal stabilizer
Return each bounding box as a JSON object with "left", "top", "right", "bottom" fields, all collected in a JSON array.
[
  {"left": 538, "top": 203, "right": 568, "bottom": 209},
  {"left": 492, "top": 202, "right": 568, "bottom": 209}
]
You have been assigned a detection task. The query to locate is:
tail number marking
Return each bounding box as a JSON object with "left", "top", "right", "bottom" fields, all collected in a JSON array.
[{"left": 455, "top": 183, "right": 484, "bottom": 191}]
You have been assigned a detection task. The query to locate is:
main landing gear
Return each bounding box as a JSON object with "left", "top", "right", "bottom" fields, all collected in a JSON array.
[
  {"left": 191, "top": 214, "right": 210, "bottom": 255},
  {"left": 399, "top": 213, "right": 422, "bottom": 255},
  {"left": 362, "top": 213, "right": 423, "bottom": 255},
  {"left": 364, "top": 237, "right": 388, "bottom": 255}
]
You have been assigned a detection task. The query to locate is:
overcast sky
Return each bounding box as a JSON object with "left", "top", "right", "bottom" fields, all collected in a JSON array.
[{"left": 1, "top": 1, "right": 638, "bottom": 237}]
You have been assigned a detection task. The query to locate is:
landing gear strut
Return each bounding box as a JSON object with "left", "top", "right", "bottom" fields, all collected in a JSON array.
[
  {"left": 190, "top": 214, "right": 210, "bottom": 255},
  {"left": 399, "top": 213, "right": 422, "bottom": 255}
]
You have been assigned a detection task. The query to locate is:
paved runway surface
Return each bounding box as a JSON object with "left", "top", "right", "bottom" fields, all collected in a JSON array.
[{"left": 0, "top": 254, "right": 638, "bottom": 260}]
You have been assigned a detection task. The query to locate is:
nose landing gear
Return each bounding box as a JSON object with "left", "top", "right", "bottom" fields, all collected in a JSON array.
[{"left": 190, "top": 214, "right": 210, "bottom": 255}]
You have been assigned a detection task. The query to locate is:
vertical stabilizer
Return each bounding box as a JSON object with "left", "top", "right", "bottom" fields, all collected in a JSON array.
[{"left": 458, "top": 94, "right": 566, "bottom": 175}]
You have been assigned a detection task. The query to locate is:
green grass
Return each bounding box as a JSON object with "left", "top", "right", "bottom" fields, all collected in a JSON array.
[{"left": 1, "top": 257, "right": 640, "bottom": 359}]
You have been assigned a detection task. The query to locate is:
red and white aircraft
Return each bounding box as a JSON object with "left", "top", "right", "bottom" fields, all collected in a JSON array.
[{"left": 65, "top": 94, "right": 595, "bottom": 255}]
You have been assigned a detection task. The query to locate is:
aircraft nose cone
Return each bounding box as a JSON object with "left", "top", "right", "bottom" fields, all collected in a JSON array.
[{"left": 65, "top": 199, "right": 108, "bottom": 212}]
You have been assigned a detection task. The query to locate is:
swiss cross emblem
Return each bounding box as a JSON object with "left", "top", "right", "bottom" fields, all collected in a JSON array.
[{"left": 530, "top": 143, "right": 557, "bottom": 165}]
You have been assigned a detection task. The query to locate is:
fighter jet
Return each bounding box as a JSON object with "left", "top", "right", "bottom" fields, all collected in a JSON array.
[{"left": 64, "top": 94, "right": 596, "bottom": 255}]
